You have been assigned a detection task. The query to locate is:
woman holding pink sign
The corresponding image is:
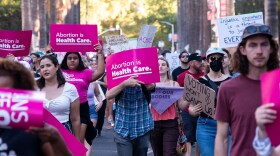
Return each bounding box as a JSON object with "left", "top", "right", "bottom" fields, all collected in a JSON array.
[
  {"left": 0, "top": 58, "right": 72, "bottom": 156},
  {"left": 60, "top": 43, "right": 105, "bottom": 145},
  {"left": 37, "top": 54, "right": 81, "bottom": 141}
]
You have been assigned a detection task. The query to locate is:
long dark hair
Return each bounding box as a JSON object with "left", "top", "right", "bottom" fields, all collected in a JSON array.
[
  {"left": 60, "top": 52, "right": 86, "bottom": 71},
  {"left": 0, "top": 58, "right": 35, "bottom": 90},
  {"left": 37, "top": 55, "right": 66, "bottom": 89},
  {"left": 232, "top": 35, "right": 279, "bottom": 75}
]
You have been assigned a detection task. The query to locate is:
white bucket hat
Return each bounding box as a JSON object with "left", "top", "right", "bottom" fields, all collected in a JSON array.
[{"left": 206, "top": 47, "right": 226, "bottom": 58}]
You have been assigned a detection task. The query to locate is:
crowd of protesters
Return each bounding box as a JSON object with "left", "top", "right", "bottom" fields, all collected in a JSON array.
[{"left": 0, "top": 23, "right": 279, "bottom": 156}]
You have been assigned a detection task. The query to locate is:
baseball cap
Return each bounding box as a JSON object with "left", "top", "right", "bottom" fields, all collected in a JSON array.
[
  {"left": 187, "top": 53, "right": 202, "bottom": 63},
  {"left": 242, "top": 24, "right": 273, "bottom": 39},
  {"left": 206, "top": 47, "right": 226, "bottom": 58}
]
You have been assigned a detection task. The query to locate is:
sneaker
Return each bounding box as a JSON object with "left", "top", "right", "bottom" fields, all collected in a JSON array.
[{"left": 108, "top": 119, "right": 114, "bottom": 127}]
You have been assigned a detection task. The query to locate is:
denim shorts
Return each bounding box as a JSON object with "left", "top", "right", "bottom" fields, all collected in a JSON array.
[{"left": 89, "top": 104, "right": 98, "bottom": 120}]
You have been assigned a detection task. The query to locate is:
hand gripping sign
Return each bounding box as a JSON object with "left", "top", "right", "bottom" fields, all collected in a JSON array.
[
  {"left": 106, "top": 47, "right": 160, "bottom": 89},
  {"left": 0, "top": 88, "right": 87, "bottom": 156},
  {"left": 0, "top": 30, "right": 32, "bottom": 57},
  {"left": 261, "top": 68, "right": 280, "bottom": 146}
]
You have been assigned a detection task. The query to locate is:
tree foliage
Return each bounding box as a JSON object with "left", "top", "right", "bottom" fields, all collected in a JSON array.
[{"left": 0, "top": 0, "right": 21, "bottom": 30}]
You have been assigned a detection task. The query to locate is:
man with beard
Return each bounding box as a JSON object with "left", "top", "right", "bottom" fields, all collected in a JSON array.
[
  {"left": 172, "top": 50, "right": 189, "bottom": 81},
  {"left": 177, "top": 52, "right": 205, "bottom": 156}
]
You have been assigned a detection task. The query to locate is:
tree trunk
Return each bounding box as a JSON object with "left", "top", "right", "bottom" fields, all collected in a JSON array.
[
  {"left": 31, "top": 0, "right": 39, "bottom": 50},
  {"left": 49, "top": 0, "right": 56, "bottom": 24},
  {"left": 73, "top": 0, "right": 80, "bottom": 24},
  {"left": 21, "top": 0, "right": 31, "bottom": 30},
  {"left": 65, "top": 0, "right": 74, "bottom": 23},
  {"left": 39, "top": 0, "right": 47, "bottom": 48},
  {"left": 264, "top": 0, "right": 278, "bottom": 41}
]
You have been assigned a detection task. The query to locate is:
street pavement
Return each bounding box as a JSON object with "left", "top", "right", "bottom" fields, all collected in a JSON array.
[{"left": 90, "top": 126, "right": 196, "bottom": 156}]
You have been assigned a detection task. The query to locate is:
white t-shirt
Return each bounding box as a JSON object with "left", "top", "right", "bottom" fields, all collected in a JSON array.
[{"left": 44, "top": 82, "right": 79, "bottom": 123}]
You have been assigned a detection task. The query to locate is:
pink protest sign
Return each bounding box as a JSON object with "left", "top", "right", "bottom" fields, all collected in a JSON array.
[
  {"left": 106, "top": 47, "right": 160, "bottom": 89},
  {"left": 50, "top": 24, "right": 98, "bottom": 53},
  {"left": 44, "top": 110, "right": 87, "bottom": 156},
  {"left": 260, "top": 68, "right": 280, "bottom": 146},
  {"left": 0, "top": 88, "right": 44, "bottom": 129},
  {"left": 0, "top": 30, "right": 32, "bottom": 57}
]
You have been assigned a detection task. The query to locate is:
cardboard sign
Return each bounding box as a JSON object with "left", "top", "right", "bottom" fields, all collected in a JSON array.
[
  {"left": 151, "top": 86, "right": 184, "bottom": 114},
  {"left": 105, "top": 35, "right": 130, "bottom": 53},
  {"left": 0, "top": 88, "right": 45, "bottom": 129},
  {"left": 50, "top": 24, "right": 98, "bottom": 53},
  {"left": 260, "top": 69, "right": 280, "bottom": 146},
  {"left": 165, "top": 53, "right": 180, "bottom": 74},
  {"left": 44, "top": 110, "right": 87, "bottom": 156},
  {"left": 106, "top": 47, "right": 160, "bottom": 89},
  {"left": 184, "top": 75, "right": 216, "bottom": 118},
  {"left": 137, "top": 25, "right": 157, "bottom": 48},
  {"left": 0, "top": 30, "right": 32, "bottom": 57},
  {"left": 217, "top": 12, "right": 263, "bottom": 48}
]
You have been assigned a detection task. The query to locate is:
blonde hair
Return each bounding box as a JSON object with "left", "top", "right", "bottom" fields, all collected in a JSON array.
[{"left": 158, "top": 57, "right": 171, "bottom": 80}]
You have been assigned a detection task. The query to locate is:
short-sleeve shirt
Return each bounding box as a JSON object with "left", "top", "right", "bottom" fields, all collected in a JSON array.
[
  {"left": 62, "top": 69, "right": 93, "bottom": 103},
  {"left": 215, "top": 75, "right": 260, "bottom": 156},
  {"left": 0, "top": 129, "right": 42, "bottom": 156},
  {"left": 44, "top": 82, "right": 79, "bottom": 123},
  {"left": 177, "top": 70, "right": 204, "bottom": 87},
  {"left": 172, "top": 66, "right": 188, "bottom": 81},
  {"left": 114, "top": 86, "right": 154, "bottom": 140}
]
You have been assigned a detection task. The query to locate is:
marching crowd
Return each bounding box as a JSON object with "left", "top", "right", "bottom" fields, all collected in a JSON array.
[{"left": 0, "top": 23, "right": 280, "bottom": 156}]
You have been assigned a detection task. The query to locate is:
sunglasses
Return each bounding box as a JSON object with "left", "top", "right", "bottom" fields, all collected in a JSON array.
[
  {"left": 180, "top": 55, "right": 189, "bottom": 58},
  {"left": 244, "top": 25, "right": 270, "bottom": 34},
  {"left": 210, "top": 56, "right": 223, "bottom": 62}
]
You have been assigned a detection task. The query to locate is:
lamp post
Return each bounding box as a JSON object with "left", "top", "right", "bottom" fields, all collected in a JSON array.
[
  {"left": 98, "top": 28, "right": 116, "bottom": 36},
  {"left": 160, "top": 21, "right": 174, "bottom": 53}
]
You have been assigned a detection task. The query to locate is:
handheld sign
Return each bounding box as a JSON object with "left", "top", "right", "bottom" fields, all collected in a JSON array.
[
  {"left": 105, "top": 35, "right": 130, "bottom": 53},
  {"left": 217, "top": 12, "right": 263, "bottom": 48},
  {"left": 0, "top": 88, "right": 44, "bottom": 129},
  {"left": 50, "top": 24, "right": 98, "bottom": 53},
  {"left": 151, "top": 86, "right": 184, "bottom": 114},
  {"left": 165, "top": 53, "right": 180, "bottom": 74},
  {"left": 137, "top": 24, "right": 157, "bottom": 48},
  {"left": 0, "top": 30, "right": 32, "bottom": 57},
  {"left": 106, "top": 47, "right": 160, "bottom": 89},
  {"left": 184, "top": 75, "right": 216, "bottom": 118},
  {"left": 260, "top": 68, "right": 280, "bottom": 146}
]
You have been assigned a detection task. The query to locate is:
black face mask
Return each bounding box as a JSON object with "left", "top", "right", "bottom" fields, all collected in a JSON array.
[{"left": 210, "top": 60, "right": 223, "bottom": 72}]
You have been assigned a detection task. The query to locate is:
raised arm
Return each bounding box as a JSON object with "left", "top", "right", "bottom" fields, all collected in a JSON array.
[{"left": 92, "top": 44, "right": 105, "bottom": 81}]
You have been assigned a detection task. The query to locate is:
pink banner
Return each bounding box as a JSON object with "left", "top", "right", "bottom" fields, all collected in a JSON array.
[
  {"left": 0, "top": 88, "right": 44, "bottom": 129},
  {"left": 0, "top": 30, "right": 32, "bottom": 57},
  {"left": 50, "top": 24, "right": 98, "bottom": 53},
  {"left": 44, "top": 110, "right": 87, "bottom": 156},
  {"left": 260, "top": 68, "right": 280, "bottom": 146},
  {"left": 106, "top": 47, "right": 160, "bottom": 89}
]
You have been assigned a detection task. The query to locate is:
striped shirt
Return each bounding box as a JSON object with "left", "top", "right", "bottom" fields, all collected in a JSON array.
[{"left": 114, "top": 86, "right": 154, "bottom": 140}]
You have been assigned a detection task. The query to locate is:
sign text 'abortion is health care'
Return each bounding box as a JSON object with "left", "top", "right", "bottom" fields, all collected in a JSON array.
[
  {"left": 217, "top": 12, "right": 263, "bottom": 48},
  {"left": 0, "top": 88, "right": 45, "bottom": 130},
  {"left": 106, "top": 47, "right": 160, "bottom": 89},
  {"left": 0, "top": 30, "right": 32, "bottom": 57},
  {"left": 50, "top": 24, "right": 98, "bottom": 53}
]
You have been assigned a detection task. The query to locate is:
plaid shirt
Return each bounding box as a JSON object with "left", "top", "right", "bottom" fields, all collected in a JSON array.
[{"left": 114, "top": 86, "right": 154, "bottom": 140}]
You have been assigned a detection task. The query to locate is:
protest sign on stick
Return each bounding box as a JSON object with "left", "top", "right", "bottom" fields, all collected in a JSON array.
[
  {"left": 50, "top": 24, "right": 98, "bottom": 53},
  {"left": 137, "top": 24, "right": 157, "bottom": 48},
  {"left": 166, "top": 53, "right": 180, "bottom": 74},
  {"left": 0, "top": 88, "right": 45, "bottom": 129},
  {"left": 217, "top": 12, "right": 263, "bottom": 48},
  {"left": 184, "top": 75, "right": 216, "bottom": 118},
  {"left": 151, "top": 86, "right": 184, "bottom": 114},
  {"left": 105, "top": 35, "right": 130, "bottom": 53},
  {"left": 0, "top": 30, "right": 32, "bottom": 57},
  {"left": 261, "top": 68, "right": 280, "bottom": 146},
  {"left": 106, "top": 47, "right": 160, "bottom": 89}
]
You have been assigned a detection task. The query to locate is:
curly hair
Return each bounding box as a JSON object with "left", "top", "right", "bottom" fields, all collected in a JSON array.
[
  {"left": 0, "top": 58, "right": 35, "bottom": 90},
  {"left": 37, "top": 55, "right": 66, "bottom": 89},
  {"left": 232, "top": 35, "right": 280, "bottom": 75}
]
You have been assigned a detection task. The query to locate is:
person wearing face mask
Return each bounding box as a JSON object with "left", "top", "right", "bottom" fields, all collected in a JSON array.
[{"left": 188, "top": 47, "right": 231, "bottom": 156}]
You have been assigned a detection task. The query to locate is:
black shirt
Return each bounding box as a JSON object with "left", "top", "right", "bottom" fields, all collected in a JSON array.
[{"left": 172, "top": 66, "right": 188, "bottom": 81}]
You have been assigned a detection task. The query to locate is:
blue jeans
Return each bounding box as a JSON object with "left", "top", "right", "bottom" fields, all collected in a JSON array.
[
  {"left": 114, "top": 131, "right": 151, "bottom": 156},
  {"left": 196, "top": 117, "right": 217, "bottom": 156}
]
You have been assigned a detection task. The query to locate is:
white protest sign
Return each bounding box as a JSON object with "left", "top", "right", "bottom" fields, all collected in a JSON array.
[
  {"left": 137, "top": 24, "right": 157, "bottom": 48},
  {"left": 128, "top": 38, "right": 138, "bottom": 49},
  {"left": 166, "top": 53, "right": 180, "bottom": 74},
  {"left": 217, "top": 12, "right": 263, "bottom": 48},
  {"left": 105, "top": 35, "right": 130, "bottom": 53},
  {"left": 184, "top": 74, "right": 216, "bottom": 118}
]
